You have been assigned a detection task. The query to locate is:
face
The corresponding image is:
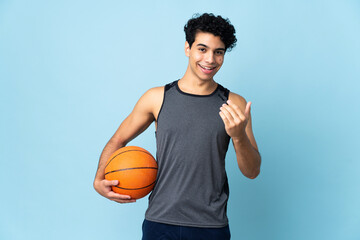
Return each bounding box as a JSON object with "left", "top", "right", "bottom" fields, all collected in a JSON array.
[{"left": 185, "top": 31, "right": 226, "bottom": 82}]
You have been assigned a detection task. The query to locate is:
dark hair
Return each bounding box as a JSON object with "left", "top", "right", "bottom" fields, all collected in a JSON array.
[{"left": 184, "top": 13, "right": 237, "bottom": 52}]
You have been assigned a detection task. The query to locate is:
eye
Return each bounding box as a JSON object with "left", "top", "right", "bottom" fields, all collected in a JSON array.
[
  {"left": 216, "top": 50, "right": 224, "bottom": 55},
  {"left": 199, "top": 48, "right": 206, "bottom": 52}
]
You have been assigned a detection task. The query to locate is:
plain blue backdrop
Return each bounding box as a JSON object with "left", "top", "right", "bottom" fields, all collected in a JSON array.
[{"left": 1, "top": 0, "right": 359, "bottom": 239}]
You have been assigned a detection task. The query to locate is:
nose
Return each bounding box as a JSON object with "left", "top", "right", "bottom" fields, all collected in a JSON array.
[{"left": 204, "top": 52, "right": 215, "bottom": 64}]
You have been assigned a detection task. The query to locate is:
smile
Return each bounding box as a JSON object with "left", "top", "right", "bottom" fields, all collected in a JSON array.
[{"left": 199, "top": 64, "right": 216, "bottom": 70}]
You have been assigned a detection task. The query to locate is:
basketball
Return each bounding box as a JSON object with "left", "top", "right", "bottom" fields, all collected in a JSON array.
[{"left": 104, "top": 146, "right": 158, "bottom": 199}]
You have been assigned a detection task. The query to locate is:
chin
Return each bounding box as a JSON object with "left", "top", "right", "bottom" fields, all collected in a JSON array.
[{"left": 199, "top": 73, "right": 218, "bottom": 81}]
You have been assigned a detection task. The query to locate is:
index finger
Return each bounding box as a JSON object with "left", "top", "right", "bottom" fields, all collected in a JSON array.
[
  {"left": 226, "top": 99, "right": 240, "bottom": 109},
  {"left": 109, "top": 192, "right": 137, "bottom": 203},
  {"left": 113, "top": 198, "right": 137, "bottom": 204},
  {"left": 108, "top": 191, "right": 132, "bottom": 200},
  {"left": 226, "top": 100, "right": 245, "bottom": 116}
]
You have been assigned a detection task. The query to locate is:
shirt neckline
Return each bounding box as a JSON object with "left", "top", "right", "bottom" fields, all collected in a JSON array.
[{"left": 175, "top": 80, "right": 219, "bottom": 97}]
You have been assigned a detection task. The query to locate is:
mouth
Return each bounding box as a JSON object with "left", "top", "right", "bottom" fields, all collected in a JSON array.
[{"left": 198, "top": 64, "right": 217, "bottom": 74}]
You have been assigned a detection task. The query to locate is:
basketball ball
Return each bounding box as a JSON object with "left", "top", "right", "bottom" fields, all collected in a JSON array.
[{"left": 104, "top": 146, "right": 158, "bottom": 199}]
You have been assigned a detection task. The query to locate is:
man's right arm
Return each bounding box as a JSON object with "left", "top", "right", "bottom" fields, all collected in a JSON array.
[{"left": 93, "top": 87, "right": 164, "bottom": 203}]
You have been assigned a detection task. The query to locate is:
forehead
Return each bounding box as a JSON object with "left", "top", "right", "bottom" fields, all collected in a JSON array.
[{"left": 193, "top": 31, "right": 225, "bottom": 49}]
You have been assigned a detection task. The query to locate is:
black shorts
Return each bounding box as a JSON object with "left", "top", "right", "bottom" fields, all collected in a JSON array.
[{"left": 142, "top": 219, "right": 231, "bottom": 240}]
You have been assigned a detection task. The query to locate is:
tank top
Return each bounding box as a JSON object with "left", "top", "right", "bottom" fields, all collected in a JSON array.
[{"left": 145, "top": 80, "right": 231, "bottom": 228}]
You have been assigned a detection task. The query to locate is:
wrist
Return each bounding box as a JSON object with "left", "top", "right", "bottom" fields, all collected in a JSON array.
[
  {"left": 93, "top": 178, "right": 103, "bottom": 190},
  {"left": 232, "top": 133, "right": 248, "bottom": 144}
]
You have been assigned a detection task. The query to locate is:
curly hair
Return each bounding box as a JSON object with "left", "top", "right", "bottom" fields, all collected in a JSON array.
[{"left": 184, "top": 13, "right": 237, "bottom": 52}]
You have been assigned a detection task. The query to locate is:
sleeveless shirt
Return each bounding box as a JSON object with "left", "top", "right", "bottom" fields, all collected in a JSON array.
[{"left": 145, "top": 80, "right": 231, "bottom": 228}]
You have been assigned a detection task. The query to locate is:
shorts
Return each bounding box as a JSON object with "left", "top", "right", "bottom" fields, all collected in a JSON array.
[{"left": 142, "top": 219, "right": 231, "bottom": 240}]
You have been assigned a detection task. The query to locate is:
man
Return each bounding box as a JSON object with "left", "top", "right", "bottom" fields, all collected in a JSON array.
[{"left": 94, "top": 13, "right": 261, "bottom": 240}]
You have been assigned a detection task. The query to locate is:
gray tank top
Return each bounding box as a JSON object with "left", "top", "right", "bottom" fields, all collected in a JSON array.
[{"left": 145, "top": 80, "right": 231, "bottom": 228}]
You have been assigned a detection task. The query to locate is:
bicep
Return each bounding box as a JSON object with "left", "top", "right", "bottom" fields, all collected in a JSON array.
[
  {"left": 113, "top": 110, "right": 154, "bottom": 145},
  {"left": 110, "top": 92, "right": 156, "bottom": 146}
]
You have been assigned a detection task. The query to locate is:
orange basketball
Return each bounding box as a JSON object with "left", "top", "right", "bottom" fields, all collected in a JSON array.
[{"left": 104, "top": 146, "right": 157, "bottom": 199}]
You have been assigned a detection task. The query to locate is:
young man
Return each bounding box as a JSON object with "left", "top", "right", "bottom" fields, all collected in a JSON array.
[{"left": 94, "top": 13, "right": 261, "bottom": 240}]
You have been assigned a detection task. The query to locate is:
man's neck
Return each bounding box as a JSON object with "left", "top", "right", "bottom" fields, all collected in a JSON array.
[{"left": 179, "top": 72, "right": 217, "bottom": 95}]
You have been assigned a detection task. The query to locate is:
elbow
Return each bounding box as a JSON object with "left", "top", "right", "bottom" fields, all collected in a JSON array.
[
  {"left": 247, "top": 170, "right": 260, "bottom": 179},
  {"left": 238, "top": 154, "right": 262, "bottom": 179},
  {"left": 248, "top": 171, "right": 260, "bottom": 179},
  {"left": 248, "top": 155, "right": 261, "bottom": 179},
  {"left": 239, "top": 167, "right": 260, "bottom": 179},
  {"left": 241, "top": 159, "right": 261, "bottom": 179},
  {"left": 245, "top": 167, "right": 260, "bottom": 179}
]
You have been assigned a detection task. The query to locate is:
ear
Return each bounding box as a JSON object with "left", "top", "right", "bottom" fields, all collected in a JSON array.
[{"left": 184, "top": 41, "right": 190, "bottom": 57}]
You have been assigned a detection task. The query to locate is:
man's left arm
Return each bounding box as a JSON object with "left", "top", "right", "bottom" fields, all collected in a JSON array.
[{"left": 219, "top": 93, "right": 261, "bottom": 179}]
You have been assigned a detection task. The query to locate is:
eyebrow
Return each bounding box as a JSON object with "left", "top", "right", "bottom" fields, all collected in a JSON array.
[{"left": 196, "top": 43, "right": 225, "bottom": 51}]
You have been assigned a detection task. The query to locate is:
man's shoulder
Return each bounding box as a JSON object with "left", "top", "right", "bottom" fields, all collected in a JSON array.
[
  {"left": 140, "top": 86, "right": 164, "bottom": 106},
  {"left": 140, "top": 85, "right": 167, "bottom": 120},
  {"left": 144, "top": 80, "right": 177, "bottom": 97},
  {"left": 228, "top": 91, "right": 247, "bottom": 110},
  {"left": 146, "top": 86, "right": 165, "bottom": 96}
]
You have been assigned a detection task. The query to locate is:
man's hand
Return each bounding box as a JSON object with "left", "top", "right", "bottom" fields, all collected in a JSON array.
[
  {"left": 94, "top": 179, "right": 136, "bottom": 204},
  {"left": 219, "top": 100, "right": 251, "bottom": 141}
]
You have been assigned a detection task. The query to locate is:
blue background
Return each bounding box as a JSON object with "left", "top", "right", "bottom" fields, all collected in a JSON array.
[{"left": 1, "top": 0, "right": 359, "bottom": 239}]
